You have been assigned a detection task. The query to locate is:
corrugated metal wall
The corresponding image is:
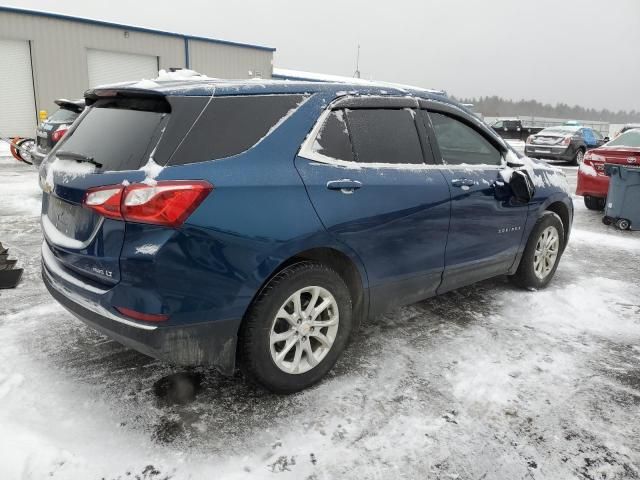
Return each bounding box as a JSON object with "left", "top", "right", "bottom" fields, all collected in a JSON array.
[
  {"left": 0, "top": 9, "right": 274, "bottom": 136},
  {"left": 189, "top": 39, "right": 273, "bottom": 79}
]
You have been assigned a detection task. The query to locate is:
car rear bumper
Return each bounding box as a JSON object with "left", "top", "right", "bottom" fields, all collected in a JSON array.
[
  {"left": 524, "top": 145, "right": 574, "bottom": 161},
  {"left": 42, "top": 242, "right": 238, "bottom": 374},
  {"left": 576, "top": 170, "right": 609, "bottom": 198}
]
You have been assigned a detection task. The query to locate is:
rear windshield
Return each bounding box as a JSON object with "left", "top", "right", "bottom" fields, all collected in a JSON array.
[
  {"left": 167, "top": 94, "right": 306, "bottom": 166},
  {"left": 606, "top": 129, "right": 640, "bottom": 148},
  {"left": 48, "top": 108, "right": 79, "bottom": 124},
  {"left": 54, "top": 98, "right": 169, "bottom": 171}
]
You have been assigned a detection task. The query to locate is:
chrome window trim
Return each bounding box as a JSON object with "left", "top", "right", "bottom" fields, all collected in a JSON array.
[{"left": 298, "top": 95, "right": 508, "bottom": 171}]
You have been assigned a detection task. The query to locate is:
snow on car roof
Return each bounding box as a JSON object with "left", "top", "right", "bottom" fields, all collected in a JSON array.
[{"left": 87, "top": 68, "right": 450, "bottom": 100}]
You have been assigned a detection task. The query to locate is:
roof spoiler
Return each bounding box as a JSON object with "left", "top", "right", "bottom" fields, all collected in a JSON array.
[
  {"left": 84, "top": 87, "right": 166, "bottom": 107},
  {"left": 54, "top": 98, "right": 85, "bottom": 113}
]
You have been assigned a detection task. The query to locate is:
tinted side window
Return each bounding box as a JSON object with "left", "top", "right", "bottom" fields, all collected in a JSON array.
[
  {"left": 312, "top": 109, "right": 353, "bottom": 162},
  {"left": 346, "top": 109, "right": 423, "bottom": 164},
  {"left": 428, "top": 112, "right": 502, "bottom": 166},
  {"left": 169, "top": 94, "right": 306, "bottom": 166}
]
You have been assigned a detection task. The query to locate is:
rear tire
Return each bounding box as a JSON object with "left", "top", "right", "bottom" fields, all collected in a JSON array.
[
  {"left": 509, "top": 212, "right": 565, "bottom": 290},
  {"left": 584, "top": 195, "right": 606, "bottom": 211},
  {"left": 571, "top": 148, "right": 585, "bottom": 166},
  {"left": 238, "top": 262, "right": 352, "bottom": 393}
]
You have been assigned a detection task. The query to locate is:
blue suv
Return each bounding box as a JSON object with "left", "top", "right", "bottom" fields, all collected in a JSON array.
[{"left": 40, "top": 79, "right": 573, "bottom": 392}]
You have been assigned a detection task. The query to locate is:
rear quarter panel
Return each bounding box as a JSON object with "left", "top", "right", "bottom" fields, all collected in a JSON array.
[{"left": 120, "top": 92, "right": 369, "bottom": 327}]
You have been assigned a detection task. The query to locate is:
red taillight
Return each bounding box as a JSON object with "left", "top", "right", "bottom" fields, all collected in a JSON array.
[
  {"left": 115, "top": 306, "right": 169, "bottom": 322},
  {"left": 583, "top": 152, "right": 606, "bottom": 173},
  {"left": 84, "top": 180, "right": 213, "bottom": 227},
  {"left": 84, "top": 186, "right": 124, "bottom": 220},
  {"left": 51, "top": 125, "right": 69, "bottom": 143},
  {"left": 123, "top": 181, "right": 213, "bottom": 227}
]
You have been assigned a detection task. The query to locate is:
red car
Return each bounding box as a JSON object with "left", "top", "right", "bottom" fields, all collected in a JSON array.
[{"left": 576, "top": 129, "right": 640, "bottom": 210}]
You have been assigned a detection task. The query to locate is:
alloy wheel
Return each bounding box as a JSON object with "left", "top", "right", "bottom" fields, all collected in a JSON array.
[
  {"left": 269, "top": 286, "right": 339, "bottom": 374},
  {"left": 533, "top": 226, "right": 560, "bottom": 280}
]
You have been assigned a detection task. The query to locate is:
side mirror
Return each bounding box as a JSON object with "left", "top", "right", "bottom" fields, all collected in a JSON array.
[{"left": 509, "top": 170, "right": 535, "bottom": 203}]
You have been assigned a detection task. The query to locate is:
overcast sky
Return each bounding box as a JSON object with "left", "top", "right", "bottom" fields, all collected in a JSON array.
[{"left": 5, "top": 0, "right": 640, "bottom": 111}]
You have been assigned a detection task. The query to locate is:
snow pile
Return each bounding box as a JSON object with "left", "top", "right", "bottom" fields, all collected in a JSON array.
[
  {"left": 506, "top": 150, "right": 571, "bottom": 193},
  {"left": 579, "top": 162, "right": 598, "bottom": 177},
  {"left": 41, "top": 215, "right": 85, "bottom": 249},
  {"left": 0, "top": 139, "right": 12, "bottom": 158},
  {"left": 130, "top": 78, "right": 160, "bottom": 89},
  {"left": 139, "top": 157, "right": 163, "bottom": 186},
  {"left": 272, "top": 67, "right": 446, "bottom": 95},
  {"left": 155, "top": 69, "right": 214, "bottom": 81},
  {"left": 44, "top": 157, "right": 95, "bottom": 190},
  {"left": 0, "top": 160, "right": 41, "bottom": 216},
  {"left": 135, "top": 244, "right": 160, "bottom": 255}
]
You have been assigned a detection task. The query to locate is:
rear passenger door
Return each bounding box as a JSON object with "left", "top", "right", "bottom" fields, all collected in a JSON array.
[
  {"left": 295, "top": 96, "right": 451, "bottom": 312},
  {"left": 420, "top": 102, "right": 529, "bottom": 292}
]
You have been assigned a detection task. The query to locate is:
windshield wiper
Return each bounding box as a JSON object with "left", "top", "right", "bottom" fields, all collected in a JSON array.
[{"left": 55, "top": 151, "right": 103, "bottom": 168}]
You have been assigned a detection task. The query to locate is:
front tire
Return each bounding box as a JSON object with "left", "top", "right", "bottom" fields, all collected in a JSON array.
[
  {"left": 584, "top": 195, "right": 606, "bottom": 211},
  {"left": 239, "top": 262, "right": 352, "bottom": 393},
  {"left": 510, "top": 212, "right": 565, "bottom": 289}
]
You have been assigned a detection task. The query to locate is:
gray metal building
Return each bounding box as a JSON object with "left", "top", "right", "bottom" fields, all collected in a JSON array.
[{"left": 0, "top": 6, "right": 275, "bottom": 137}]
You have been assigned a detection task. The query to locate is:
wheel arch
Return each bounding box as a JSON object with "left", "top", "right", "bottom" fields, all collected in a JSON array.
[
  {"left": 545, "top": 200, "right": 571, "bottom": 249},
  {"left": 245, "top": 246, "right": 369, "bottom": 334}
]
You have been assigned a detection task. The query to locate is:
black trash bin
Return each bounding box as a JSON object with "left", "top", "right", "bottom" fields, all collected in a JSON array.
[{"left": 603, "top": 164, "right": 640, "bottom": 231}]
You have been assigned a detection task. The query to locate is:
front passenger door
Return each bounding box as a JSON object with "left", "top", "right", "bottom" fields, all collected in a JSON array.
[{"left": 422, "top": 107, "right": 530, "bottom": 293}]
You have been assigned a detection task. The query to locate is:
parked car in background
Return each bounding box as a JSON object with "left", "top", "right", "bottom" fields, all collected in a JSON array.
[
  {"left": 32, "top": 98, "right": 85, "bottom": 167},
  {"left": 525, "top": 126, "right": 608, "bottom": 165},
  {"left": 614, "top": 124, "right": 640, "bottom": 138},
  {"left": 490, "top": 119, "right": 543, "bottom": 141},
  {"left": 40, "top": 79, "right": 572, "bottom": 393},
  {"left": 577, "top": 128, "right": 640, "bottom": 210}
]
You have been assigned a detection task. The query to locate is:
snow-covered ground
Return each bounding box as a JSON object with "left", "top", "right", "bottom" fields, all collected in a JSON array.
[{"left": 1, "top": 143, "right": 639, "bottom": 479}]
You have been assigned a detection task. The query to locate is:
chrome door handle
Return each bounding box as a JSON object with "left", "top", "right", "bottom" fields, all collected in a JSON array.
[
  {"left": 327, "top": 180, "right": 362, "bottom": 193},
  {"left": 451, "top": 178, "right": 476, "bottom": 188}
]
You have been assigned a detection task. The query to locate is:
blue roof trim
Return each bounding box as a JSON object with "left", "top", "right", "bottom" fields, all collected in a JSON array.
[{"left": 0, "top": 5, "right": 276, "bottom": 52}]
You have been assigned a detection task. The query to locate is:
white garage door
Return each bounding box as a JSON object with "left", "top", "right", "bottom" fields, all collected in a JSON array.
[
  {"left": 87, "top": 49, "right": 158, "bottom": 87},
  {"left": 0, "top": 39, "right": 36, "bottom": 138}
]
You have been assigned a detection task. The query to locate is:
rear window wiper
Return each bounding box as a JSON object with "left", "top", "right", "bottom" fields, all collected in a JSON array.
[{"left": 55, "top": 151, "right": 103, "bottom": 168}]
